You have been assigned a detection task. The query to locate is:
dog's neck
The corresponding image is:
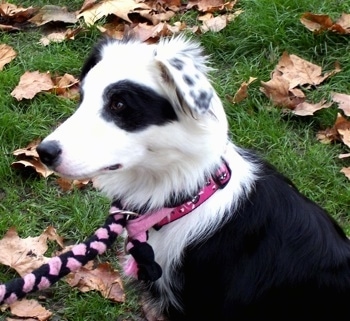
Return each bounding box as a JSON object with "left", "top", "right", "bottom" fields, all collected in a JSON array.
[{"left": 113, "top": 159, "right": 231, "bottom": 229}]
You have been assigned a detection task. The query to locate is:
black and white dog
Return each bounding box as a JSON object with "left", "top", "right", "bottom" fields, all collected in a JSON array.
[{"left": 37, "top": 35, "right": 350, "bottom": 320}]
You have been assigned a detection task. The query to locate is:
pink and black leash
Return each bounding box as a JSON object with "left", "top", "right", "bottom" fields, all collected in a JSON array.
[
  {"left": 0, "top": 159, "right": 231, "bottom": 305},
  {"left": 0, "top": 207, "right": 161, "bottom": 306}
]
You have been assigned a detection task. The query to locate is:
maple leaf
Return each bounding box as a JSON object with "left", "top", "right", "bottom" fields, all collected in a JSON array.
[
  {"left": 11, "top": 71, "right": 54, "bottom": 101},
  {"left": 29, "top": 5, "right": 77, "bottom": 26},
  {"left": 332, "top": 92, "right": 350, "bottom": 116},
  {"left": 77, "top": 0, "right": 151, "bottom": 25},
  {"left": 292, "top": 100, "right": 332, "bottom": 116},
  {"left": 7, "top": 299, "right": 52, "bottom": 321},
  {"left": 274, "top": 51, "right": 340, "bottom": 89},
  {"left": 0, "top": 43, "right": 17, "bottom": 70},
  {"left": 65, "top": 262, "right": 125, "bottom": 302},
  {"left": 0, "top": 226, "right": 63, "bottom": 276}
]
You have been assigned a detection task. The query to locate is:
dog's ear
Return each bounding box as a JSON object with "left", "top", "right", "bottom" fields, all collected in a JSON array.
[{"left": 154, "top": 36, "right": 215, "bottom": 116}]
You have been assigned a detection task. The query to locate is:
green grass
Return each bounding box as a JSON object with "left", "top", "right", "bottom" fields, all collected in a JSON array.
[{"left": 1, "top": 0, "right": 350, "bottom": 319}]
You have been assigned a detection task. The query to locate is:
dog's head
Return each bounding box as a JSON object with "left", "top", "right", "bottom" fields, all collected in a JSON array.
[{"left": 37, "top": 35, "right": 228, "bottom": 199}]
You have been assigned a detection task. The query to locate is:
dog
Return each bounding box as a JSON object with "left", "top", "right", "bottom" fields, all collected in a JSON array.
[{"left": 36, "top": 35, "right": 350, "bottom": 320}]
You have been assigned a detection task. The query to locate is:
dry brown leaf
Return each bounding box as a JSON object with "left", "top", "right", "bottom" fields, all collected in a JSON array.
[
  {"left": 12, "top": 139, "right": 41, "bottom": 158},
  {"left": 65, "top": 262, "right": 125, "bottom": 302},
  {"left": 316, "top": 113, "right": 350, "bottom": 144},
  {"left": 51, "top": 73, "right": 80, "bottom": 99},
  {"left": 9, "top": 299, "right": 52, "bottom": 321},
  {"left": 334, "top": 13, "right": 350, "bottom": 33},
  {"left": 338, "top": 129, "right": 350, "bottom": 149},
  {"left": 77, "top": 0, "right": 151, "bottom": 25},
  {"left": 39, "top": 27, "right": 82, "bottom": 46},
  {"left": 0, "top": 226, "right": 63, "bottom": 276},
  {"left": 0, "top": 44, "right": 17, "bottom": 70},
  {"left": 56, "top": 177, "right": 91, "bottom": 192},
  {"left": 78, "top": 0, "right": 98, "bottom": 13},
  {"left": 11, "top": 139, "right": 54, "bottom": 178},
  {"left": 232, "top": 77, "right": 257, "bottom": 103},
  {"left": 260, "top": 75, "right": 305, "bottom": 109},
  {"left": 340, "top": 167, "right": 350, "bottom": 180},
  {"left": 200, "top": 14, "right": 227, "bottom": 33},
  {"left": 332, "top": 92, "right": 350, "bottom": 116},
  {"left": 0, "top": 3, "right": 38, "bottom": 23},
  {"left": 11, "top": 159, "right": 54, "bottom": 178},
  {"left": 29, "top": 5, "right": 77, "bottom": 26},
  {"left": 274, "top": 51, "right": 340, "bottom": 89},
  {"left": 300, "top": 12, "right": 333, "bottom": 32},
  {"left": 292, "top": 100, "right": 332, "bottom": 116},
  {"left": 188, "top": 0, "right": 237, "bottom": 12},
  {"left": 11, "top": 71, "right": 54, "bottom": 101},
  {"left": 301, "top": 12, "right": 350, "bottom": 35}
]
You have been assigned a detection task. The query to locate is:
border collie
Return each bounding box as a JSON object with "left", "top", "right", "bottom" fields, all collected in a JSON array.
[{"left": 36, "top": 35, "right": 350, "bottom": 320}]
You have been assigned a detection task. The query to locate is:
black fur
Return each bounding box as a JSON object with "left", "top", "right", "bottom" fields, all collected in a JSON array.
[
  {"left": 148, "top": 150, "right": 350, "bottom": 320},
  {"left": 101, "top": 80, "right": 178, "bottom": 131}
]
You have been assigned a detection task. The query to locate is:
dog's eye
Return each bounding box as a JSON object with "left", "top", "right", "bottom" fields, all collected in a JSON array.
[{"left": 110, "top": 101, "right": 126, "bottom": 113}]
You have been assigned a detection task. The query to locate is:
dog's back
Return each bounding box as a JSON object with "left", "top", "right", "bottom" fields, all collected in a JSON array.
[{"left": 37, "top": 36, "right": 350, "bottom": 321}]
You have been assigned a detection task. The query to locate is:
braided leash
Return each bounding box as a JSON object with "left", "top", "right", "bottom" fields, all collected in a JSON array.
[{"left": 0, "top": 212, "right": 127, "bottom": 305}]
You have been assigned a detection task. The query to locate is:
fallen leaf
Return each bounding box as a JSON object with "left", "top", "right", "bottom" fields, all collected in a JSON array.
[
  {"left": 292, "top": 100, "right": 332, "bottom": 116},
  {"left": 11, "top": 71, "right": 54, "bottom": 101},
  {"left": 332, "top": 92, "right": 350, "bottom": 116},
  {"left": 316, "top": 113, "right": 350, "bottom": 145},
  {"left": 340, "top": 167, "right": 350, "bottom": 180},
  {"left": 200, "top": 14, "right": 228, "bottom": 33},
  {"left": 9, "top": 299, "right": 52, "bottom": 321},
  {"left": 300, "top": 12, "right": 333, "bottom": 32},
  {"left": 12, "top": 140, "right": 54, "bottom": 178},
  {"left": 0, "top": 44, "right": 17, "bottom": 70},
  {"left": 56, "top": 177, "right": 91, "bottom": 192},
  {"left": 39, "top": 27, "right": 82, "bottom": 46},
  {"left": 274, "top": 51, "right": 339, "bottom": 89},
  {"left": 29, "top": 5, "right": 77, "bottom": 26},
  {"left": 301, "top": 12, "right": 350, "bottom": 35},
  {"left": 260, "top": 75, "right": 305, "bottom": 109},
  {"left": 51, "top": 73, "right": 80, "bottom": 99},
  {"left": 65, "top": 262, "right": 125, "bottom": 302},
  {"left": 0, "top": 3, "right": 38, "bottom": 24},
  {"left": 338, "top": 128, "right": 350, "bottom": 148},
  {"left": 232, "top": 77, "right": 257, "bottom": 103},
  {"left": 0, "top": 226, "right": 63, "bottom": 276},
  {"left": 77, "top": 0, "right": 151, "bottom": 25},
  {"left": 11, "top": 159, "right": 54, "bottom": 178}
]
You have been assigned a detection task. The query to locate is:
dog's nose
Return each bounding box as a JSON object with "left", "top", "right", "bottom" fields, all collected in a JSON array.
[{"left": 36, "top": 140, "right": 62, "bottom": 167}]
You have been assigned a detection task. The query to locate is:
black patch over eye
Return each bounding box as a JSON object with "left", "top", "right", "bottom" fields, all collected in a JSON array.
[
  {"left": 109, "top": 98, "right": 126, "bottom": 113},
  {"left": 102, "top": 80, "right": 178, "bottom": 131}
]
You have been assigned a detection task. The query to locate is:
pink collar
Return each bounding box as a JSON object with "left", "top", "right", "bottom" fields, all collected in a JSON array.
[{"left": 110, "top": 159, "right": 231, "bottom": 242}]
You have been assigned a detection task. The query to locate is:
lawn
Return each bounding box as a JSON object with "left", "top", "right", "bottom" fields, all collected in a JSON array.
[{"left": 1, "top": 0, "right": 350, "bottom": 320}]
